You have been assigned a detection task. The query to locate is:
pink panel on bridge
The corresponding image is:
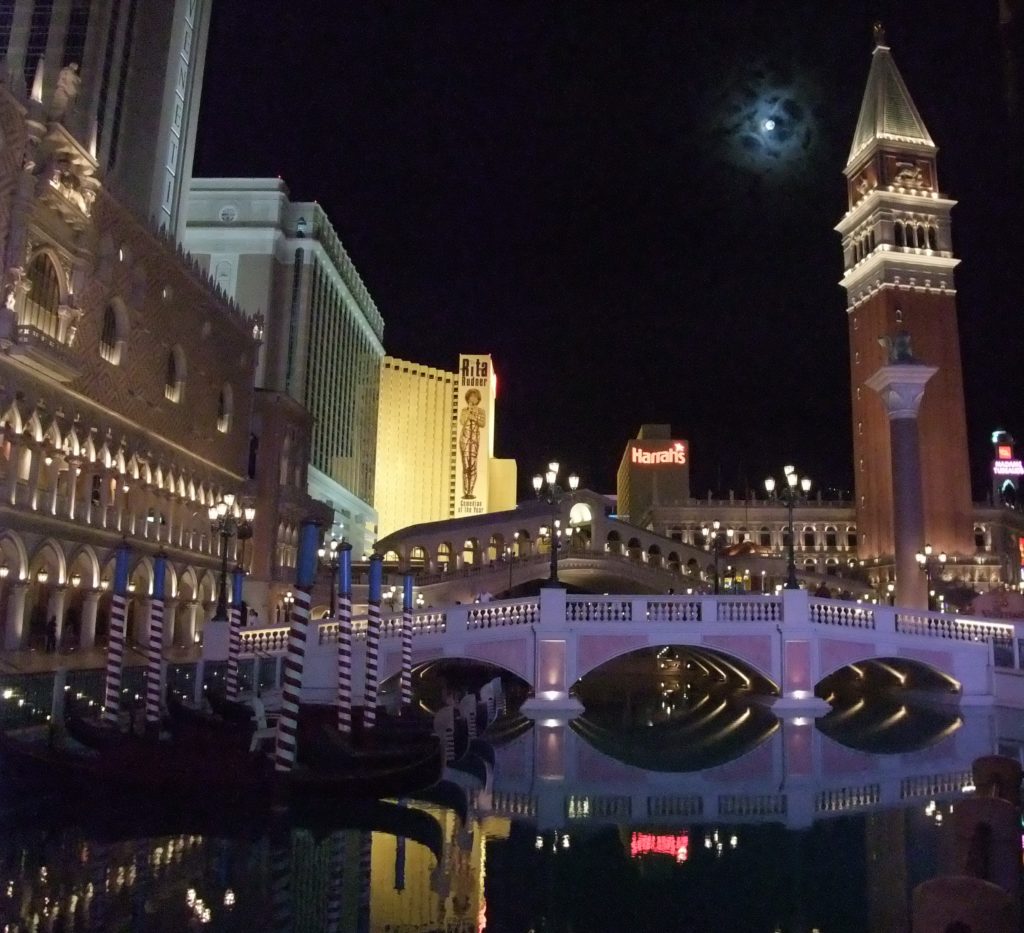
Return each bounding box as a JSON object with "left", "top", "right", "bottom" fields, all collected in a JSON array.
[
  {"left": 822, "top": 734, "right": 874, "bottom": 775},
  {"left": 786, "top": 721, "right": 814, "bottom": 776},
  {"left": 463, "top": 637, "right": 531, "bottom": 682},
  {"left": 819, "top": 637, "right": 877, "bottom": 677},
  {"left": 704, "top": 732, "right": 774, "bottom": 782},
  {"left": 701, "top": 634, "right": 773, "bottom": 679},
  {"left": 897, "top": 645, "right": 954, "bottom": 679},
  {"left": 784, "top": 640, "right": 811, "bottom": 693},
  {"left": 577, "top": 633, "right": 649, "bottom": 678},
  {"left": 577, "top": 739, "right": 647, "bottom": 783}
]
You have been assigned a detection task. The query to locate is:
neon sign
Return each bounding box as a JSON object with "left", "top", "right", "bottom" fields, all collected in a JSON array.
[
  {"left": 998, "top": 445, "right": 1014, "bottom": 460},
  {"left": 993, "top": 460, "right": 1024, "bottom": 477},
  {"left": 630, "top": 441, "right": 688, "bottom": 466},
  {"left": 630, "top": 832, "right": 689, "bottom": 862}
]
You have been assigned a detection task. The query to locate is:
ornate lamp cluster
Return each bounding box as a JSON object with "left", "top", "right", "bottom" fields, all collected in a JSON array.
[
  {"left": 701, "top": 519, "right": 734, "bottom": 595},
  {"left": 532, "top": 462, "right": 579, "bottom": 586},
  {"left": 207, "top": 493, "right": 255, "bottom": 622},
  {"left": 764, "top": 465, "right": 812, "bottom": 590},
  {"left": 915, "top": 543, "right": 947, "bottom": 611}
]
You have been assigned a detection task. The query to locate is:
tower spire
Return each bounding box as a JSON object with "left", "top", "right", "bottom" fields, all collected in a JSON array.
[{"left": 847, "top": 28, "right": 934, "bottom": 170}]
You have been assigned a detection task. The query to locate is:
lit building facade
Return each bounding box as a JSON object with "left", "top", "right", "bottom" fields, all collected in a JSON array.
[
  {"left": 0, "top": 0, "right": 212, "bottom": 242},
  {"left": 184, "top": 178, "right": 383, "bottom": 556},
  {"left": 373, "top": 353, "right": 517, "bottom": 539},
  {"left": 0, "top": 50, "right": 325, "bottom": 652}
]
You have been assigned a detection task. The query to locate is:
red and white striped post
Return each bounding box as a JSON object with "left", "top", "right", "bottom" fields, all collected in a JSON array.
[
  {"left": 144, "top": 551, "right": 167, "bottom": 728},
  {"left": 225, "top": 565, "right": 246, "bottom": 699},
  {"left": 274, "top": 521, "right": 320, "bottom": 772},
  {"left": 336, "top": 542, "right": 353, "bottom": 735},
  {"left": 102, "top": 541, "right": 132, "bottom": 725},
  {"left": 362, "top": 555, "right": 384, "bottom": 730},
  {"left": 400, "top": 572, "right": 414, "bottom": 711}
]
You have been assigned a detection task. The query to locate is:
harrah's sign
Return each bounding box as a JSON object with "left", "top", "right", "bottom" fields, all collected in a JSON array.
[{"left": 631, "top": 441, "right": 688, "bottom": 466}]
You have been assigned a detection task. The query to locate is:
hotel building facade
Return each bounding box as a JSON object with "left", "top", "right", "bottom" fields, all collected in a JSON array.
[{"left": 184, "top": 178, "right": 383, "bottom": 557}]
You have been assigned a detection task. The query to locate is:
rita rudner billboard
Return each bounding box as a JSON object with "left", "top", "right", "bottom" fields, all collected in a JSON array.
[{"left": 456, "top": 355, "right": 496, "bottom": 517}]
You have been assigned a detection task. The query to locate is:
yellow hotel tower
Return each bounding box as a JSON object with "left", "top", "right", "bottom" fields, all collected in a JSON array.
[{"left": 374, "top": 353, "right": 517, "bottom": 538}]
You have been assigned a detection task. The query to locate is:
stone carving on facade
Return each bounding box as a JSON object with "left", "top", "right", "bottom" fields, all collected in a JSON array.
[
  {"left": 49, "top": 64, "right": 80, "bottom": 121},
  {"left": 893, "top": 160, "right": 925, "bottom": 187}
]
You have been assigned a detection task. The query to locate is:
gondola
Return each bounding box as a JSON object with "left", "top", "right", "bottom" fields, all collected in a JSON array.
[
  {"left": 0, "top": 720, "right": 445, "bottom": 801},
  {"left": 63, "top": 705, "right": 132, "bottom": 751},
  {"left": 165, "top": 691, "right": 255, "bottom": 747},
  {"left": 205, "top": 686, "right": 260, "bottom": 725}
]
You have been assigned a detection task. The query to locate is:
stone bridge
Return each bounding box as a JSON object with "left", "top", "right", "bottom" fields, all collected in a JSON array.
[{"left": 206, "top": 589, "right": 1024, "bottom": 713}]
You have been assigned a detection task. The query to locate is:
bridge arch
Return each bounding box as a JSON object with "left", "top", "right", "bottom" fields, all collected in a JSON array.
[
  {"left": 817, "top": 654, "right": 961, "bottom": 699},
  {"left": 574, "top": 639, "right": 779, "bottom": 695}
]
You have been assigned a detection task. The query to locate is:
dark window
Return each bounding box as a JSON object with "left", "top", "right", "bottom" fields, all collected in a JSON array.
[
  {"left": 759, "top": 527, "right": 771, "bottom": 547},
  {"left": 894, "top": 222, "right": 905, "bottom": 248},
  {"left": 96, "top": 0, "right": 122, "bottom": 153},
  {"left": 927, "top": 225, "right": 938, "bottom": 250},
  {"left": 63, "top": 0, "right": 91, "bottom": 65},
  {"left": 108, "top": 0, "right": 138, "bottom": 169},
  {"left": 25, "top": 0, "right": 53, "bottom": 89},
  {"left": 847, "top": 530, "right": 858, "bottom": 548},
  {"left": 803, "top": 530, "right": 816, "bottom": 549},
  {"left": 99, "top": 305, "right": 120, "bottom": 363},
  {"left": 0, "top": 1, "right": 15, "bottom": 58},
  {"left": 825, "top": 528, "right": 838, "bottom": 549}
]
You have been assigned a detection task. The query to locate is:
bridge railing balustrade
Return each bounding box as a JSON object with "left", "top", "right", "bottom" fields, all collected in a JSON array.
[
  {"left": 465, "top": 601, "right": 538, "bottom": 629},
  {"left": 808, "top": 600, "right": 876, "bottom": 630},
  {"left": 240, "top": 626, "right": 289, "bottom": 655},
  {"left": 894, "top": 611, "right": 1016, "bottom": 666}
]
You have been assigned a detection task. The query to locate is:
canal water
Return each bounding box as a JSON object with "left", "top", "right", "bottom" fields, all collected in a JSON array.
[{"left": 0, "top": 685, "right": 1011, "bottom": 933}]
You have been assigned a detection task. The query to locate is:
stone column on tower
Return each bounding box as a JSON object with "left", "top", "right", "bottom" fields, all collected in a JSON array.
[{"left": 865, "top": 360, "right": 936, "bottom": 610}]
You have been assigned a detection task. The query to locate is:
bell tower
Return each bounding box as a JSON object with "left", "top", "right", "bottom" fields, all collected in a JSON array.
[{"left": 836, "top": 25, "right": 974, "bottom": 563}]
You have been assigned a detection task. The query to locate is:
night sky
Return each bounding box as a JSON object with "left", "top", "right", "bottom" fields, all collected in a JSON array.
[{"left": 194, "top": 1, "right": 1024, "bottom": 503}]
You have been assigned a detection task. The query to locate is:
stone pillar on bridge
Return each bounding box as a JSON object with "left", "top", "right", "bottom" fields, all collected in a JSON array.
[
  {"left": 520, "top": 586, "right": 584, "bottom": 719},
  {"left": 865, "top": 360, "right": 936, "bottom": 611},
  {"left": 774, "top": 588, "right": 831, "bottom": 714}
]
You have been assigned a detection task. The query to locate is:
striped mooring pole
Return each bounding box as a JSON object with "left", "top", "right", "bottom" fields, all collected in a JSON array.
[
  {"left": 102, "top": 540, "right": 132, "bottom": 725},
  {"left": 274, "top": 521, "right": 320, "bottom": 772},
  {"left": 225, "top": 565, "right": 246, "bottom": 700},
  {"left": 400, "top": 572, "right": 414, "bottom": 710},
  {"left": 362, "top": 555, "right": 383, "bottom": 729},
  {"left": 144, "top": 551, "right": 167, "bottom": 727},
  {"left": 336, "top": 542, "right": 353, "bottom": 735}
]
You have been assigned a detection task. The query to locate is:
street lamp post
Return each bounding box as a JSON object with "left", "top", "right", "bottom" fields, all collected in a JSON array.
[
  {"left": 764, "top": 466, "right": 812, "bottom": 590},
  {"left": 915, "top": 543, "right": 947, "bottom": 611},
  {"left": 208, "top": 494, "right": 255, "bottom": 622},
  {"left": 533, "top": 463, "right": 579, "bottom": 586},
  {"left": 701, "top": 520, "right": 734, "bottom": 594},
  {"left": 318, "top": 536, "right": 341, "bottom": 618}
]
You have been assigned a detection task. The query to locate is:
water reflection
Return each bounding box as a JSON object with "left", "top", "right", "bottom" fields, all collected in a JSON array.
[{"left": 0, "top": 693, "right": 1008, "bottom": 931}]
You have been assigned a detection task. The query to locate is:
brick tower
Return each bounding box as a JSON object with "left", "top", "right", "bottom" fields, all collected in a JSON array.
[{"left": 836, "top": 25, "right": 974, "bottom": 564}]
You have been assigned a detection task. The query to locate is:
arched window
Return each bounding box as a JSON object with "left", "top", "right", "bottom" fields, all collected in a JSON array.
[
  {"left": 217, "top": 384, "right": 233, "bottom": 433},
  {"left": 759, "top": 526, "right": 771, "bottom": 547},
  {"left": 803, "top": 527, "right": 816, "bottom": 549},
  {"left": 846, "top": 527, "right": 858, "bottom": 549},
  {"left": 24, "top": 253, "right": 62, "bottom": 337},
  {"left": 99, "top": 303, "right": 127, "bottom": 364},
  {"left": 824, "top": 526, "right": 838, "bottom": 549},
  {"left": 165, "top": 347, "right": 185, "bottom": 403},
  {"left": 927, "top": 225, "right": 938, "bottom": 250},
  {"left": 894, "top": 222, "right": 905, "bottom": 248},
  {"left": 974, "top": 526, "right": 987, "bottom": 550}
]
